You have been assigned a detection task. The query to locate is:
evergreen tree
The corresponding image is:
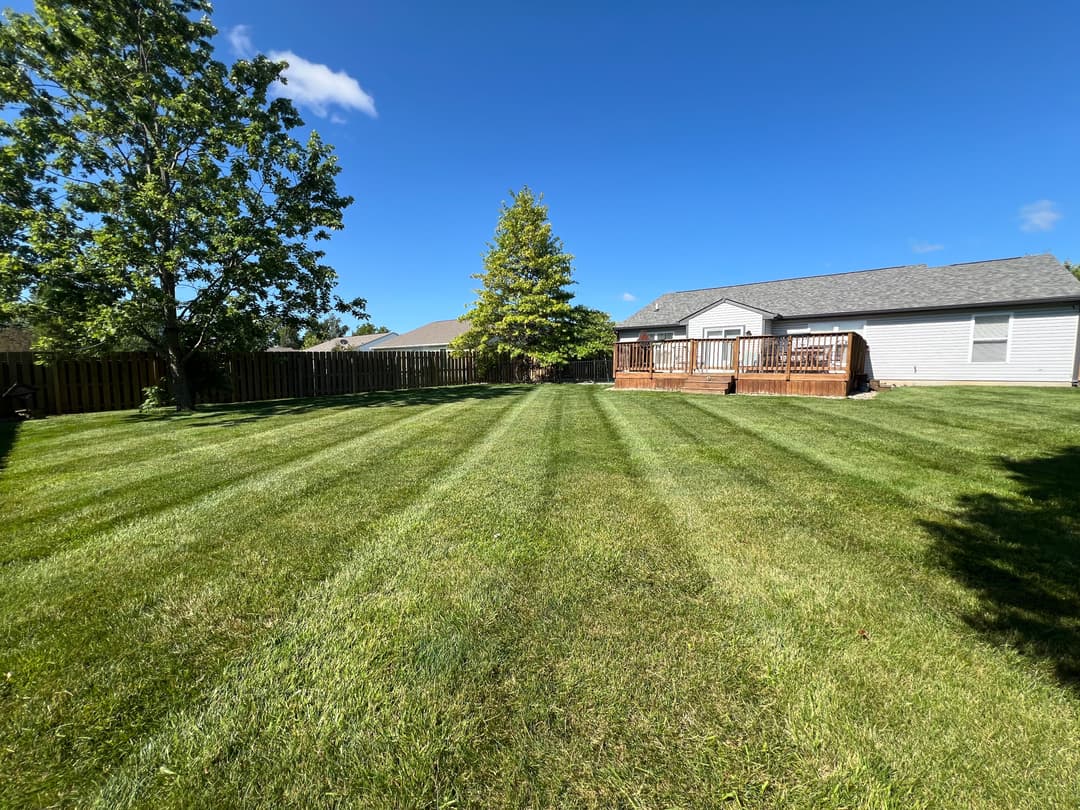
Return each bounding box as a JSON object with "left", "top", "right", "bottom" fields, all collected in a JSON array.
[{"left": 453, "top": 187, "right": 576, "bottom": 365}]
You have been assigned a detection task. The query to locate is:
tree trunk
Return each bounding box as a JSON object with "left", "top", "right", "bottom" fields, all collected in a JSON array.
[
  {"left": 166, "top": 342, "right": 194, "bottom": 412},
  {"left": 161, "top": 272, "right": 194, "bottom": 411}
]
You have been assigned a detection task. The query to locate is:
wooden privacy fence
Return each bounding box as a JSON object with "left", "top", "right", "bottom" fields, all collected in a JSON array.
[
  {"left": 0, "top": 352, "right": 163, "bottom": 415},
  {"left": 0, "top": 350, "right": 529, "bottom": 416}
]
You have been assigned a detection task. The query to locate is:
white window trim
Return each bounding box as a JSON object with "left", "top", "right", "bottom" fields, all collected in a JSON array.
[
  {"left": 648, "top": 330, "right": 675, "bottom": 342},
  {"left": 968, "top": 312, "right": 1013, "bottom": 363},
  {"left": 703, "top": 326, "right": 745, "bottom": 339}
]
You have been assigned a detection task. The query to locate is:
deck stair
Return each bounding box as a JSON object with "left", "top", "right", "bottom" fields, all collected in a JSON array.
[{"left": 680, "top": 374, "right": 735, "bottom": 395}]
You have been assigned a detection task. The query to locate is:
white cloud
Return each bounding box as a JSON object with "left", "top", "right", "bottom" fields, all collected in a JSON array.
[
  {"left": 227, "top": 25, "right": 254, "bottom": 58},
  {"left": 621, "top": 292, "right": 637, "bottom": 302},
  {"left": 268, "top": 50, "right": 377, "bottom": 119},
  {"left": 911, "top": 240, "right": 944, "bottom": 254},
  {"left": 1019, "top": 199, "right": 1061, "bottom": 232}
]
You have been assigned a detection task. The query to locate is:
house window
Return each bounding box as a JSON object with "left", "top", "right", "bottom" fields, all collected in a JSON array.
[
  {"left": 648, "top": 330, "right": 674, "bottom": 341},
  {"left": 704, "top": 327, "right": 744, "bottom": 338},
  {"left": 971, "top": 314, "right": 1010, "bottom": 362}
]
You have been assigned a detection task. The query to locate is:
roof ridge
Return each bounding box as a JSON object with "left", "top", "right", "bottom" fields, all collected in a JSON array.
[
  {"left": 925, "top": 254, "right": 1038, "bottom": 269},
  {"left": 659, "top": 262, "right": 931, "bottom": 297}
]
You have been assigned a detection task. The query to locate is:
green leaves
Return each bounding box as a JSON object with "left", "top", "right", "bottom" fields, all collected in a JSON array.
[
  {"left": 0, "top": 0, "right": 360, "bottom": 403},
  {"left": 455, "top": 187, "right": 580, "bottom": 366}
]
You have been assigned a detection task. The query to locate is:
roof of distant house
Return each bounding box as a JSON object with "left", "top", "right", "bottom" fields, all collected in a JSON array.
[
  {"left": 267, "top": 346, "right": 299, "bottom": 352},
  {"left": 372, "top": 319, "right": 471, "bottom": 350},
  {"left": 616, "top": 254, "right": 1080, "bottom": 329},
  {"left": 303, "top": 332, "right": 398, "bottom": 352}
]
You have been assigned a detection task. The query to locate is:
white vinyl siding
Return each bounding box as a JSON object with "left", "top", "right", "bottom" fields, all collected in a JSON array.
[
  {"left": 687, "top": 301, "right": 768, "bottom": 338},
  {"left": 863, "top": 305, "right": 1077, "bottom": 383}
]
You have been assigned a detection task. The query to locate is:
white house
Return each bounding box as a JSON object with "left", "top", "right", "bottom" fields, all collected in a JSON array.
[{"left": 615, "top": 255, "right": 1080, "bottom": 387}]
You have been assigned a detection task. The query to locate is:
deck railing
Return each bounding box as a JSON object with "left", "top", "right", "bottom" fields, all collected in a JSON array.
[{"left": 614, "top": 332, "right": 866, "bottom": 378}]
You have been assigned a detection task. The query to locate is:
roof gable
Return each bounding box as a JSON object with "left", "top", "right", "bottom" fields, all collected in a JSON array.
[
  {"left": 683, "top": 297, "right": 779, "bottom": 322},
  {"left": 616, "top": 255, "right": 1080, "bottom": 330}
]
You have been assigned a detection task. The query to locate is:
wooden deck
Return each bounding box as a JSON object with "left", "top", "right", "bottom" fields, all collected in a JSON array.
[{"left": 613, "top": 333, "right": 868, "bottom": 397}]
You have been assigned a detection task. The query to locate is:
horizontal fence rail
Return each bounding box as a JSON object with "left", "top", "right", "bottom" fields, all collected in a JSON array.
[
  {"left": 737, "top": 333, "right": 853, "bottom": 375},
  {"left": 1, "top": 349, "right": 612, "bottom": 416}
]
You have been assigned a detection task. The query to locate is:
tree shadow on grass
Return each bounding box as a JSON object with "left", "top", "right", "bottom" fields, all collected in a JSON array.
[
  {"left": 922, "top": 446, "right": 1080, "bottom": 693},
  {"left": 124, "top": 384, "right": 533, "bottom": 427}
]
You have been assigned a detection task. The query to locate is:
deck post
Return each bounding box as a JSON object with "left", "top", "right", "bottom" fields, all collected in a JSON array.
[
  {"left": 612, "top": 341, "right": 618, "bottom": 379},
  {"left": 687, "top": 339, "right": 697, "bottom": 375},
  {"left": 784, "top": 335, "right": 793, "bottom": 381},
  {"left": 843, "top": 331, "right": 854, "bottom": 392},
  {"left": 732, "top": 337, "right": 740, "bottom": 379}
]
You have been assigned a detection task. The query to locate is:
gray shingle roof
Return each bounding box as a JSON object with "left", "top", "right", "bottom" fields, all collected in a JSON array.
[
  {"left": 371, "top": 319, "right": 471, "bottom": 350},
  {"left": 303, "top": 332, "right": 398, "bottom": 352},
  {"left": 616, "top": 255, "right": 1080, "bottom": 329}
]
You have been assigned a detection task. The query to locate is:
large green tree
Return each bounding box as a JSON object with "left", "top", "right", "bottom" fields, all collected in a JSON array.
[
  {"left": 0, "top": 0, "right": 362, "bottom": 409},
  {"left": 453, "top": 187, "right": 577, "bottom": 365},
  {"left": 568, "top": 305, "right": 616, "bottom": 359},
  {"left": 352, "top": 322, "right": 390, "bottom": 336}
]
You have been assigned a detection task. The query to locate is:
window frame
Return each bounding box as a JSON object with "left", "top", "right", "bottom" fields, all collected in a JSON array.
[
  {"left": 969, "top": 312, "right": 1013, "bottom": 364},
  {"left": 703, "top": 326, "right": 745, "bottom": 339},
  {"left": 647, "top": 330, "right": 675, "bottom": 342}
]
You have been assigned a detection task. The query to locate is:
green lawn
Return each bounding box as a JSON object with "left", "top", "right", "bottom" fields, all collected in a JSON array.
[{"left": 1, "top": 384, "right": 1078, "bottom": 808}]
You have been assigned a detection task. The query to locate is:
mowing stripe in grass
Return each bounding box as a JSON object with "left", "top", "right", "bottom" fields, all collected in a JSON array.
[
  {"left": 93, "top": 386, "right": 787, "bottom": 808},
  {"left": 1, "top": 392, "right": 500, "bottom": 576},
  {"left": 598, "top": 391, "right": 1080, "bottom": 808},
  {"left": 0, "top": 388, "right": 533, "bottom": 808},
  {"left": 0, "top": 388, "right": 523, "bottom": 560},
  {"left": 1, "top": 402, "right": 451, "bottom": 565},
  {"left": 682, "top": 395, "right": 994, "bottom": 509},
  {"left": 91, "top": 385, "right": 555, "bottom": 807},
  {"left": 8, "top": 388, "right": 499, "bottom": 476},
  {"left": 4, "top": 385, "right": 1079, "bottom": 808}
]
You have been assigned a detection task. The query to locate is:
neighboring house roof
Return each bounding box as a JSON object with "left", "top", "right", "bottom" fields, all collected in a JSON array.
[
  {"left": 267, "top": 346, "right": 299, "bottom": 352},
  {"left": 616, "top": 255, "right": 1080, "bottom": 329},
  {"left": 372, "top": 319, "right": 471, "bottom": 350},
  {"left": 303, "top": 332, "right": 398, "bottom": 352}
]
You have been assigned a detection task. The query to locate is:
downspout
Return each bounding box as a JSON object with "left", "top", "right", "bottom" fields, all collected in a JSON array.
[{"left": 1072, "top": 303, "right": 1079, "bottom": 386}]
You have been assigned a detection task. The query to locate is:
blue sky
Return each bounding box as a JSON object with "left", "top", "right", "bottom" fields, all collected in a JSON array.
[{"left": 15, "top": 1, "right": 1080, "bottom": 330}]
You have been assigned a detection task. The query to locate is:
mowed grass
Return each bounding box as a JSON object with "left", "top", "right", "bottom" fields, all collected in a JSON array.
[{"left": 1, "top": 384, "right": 1078, "bottom": 808}]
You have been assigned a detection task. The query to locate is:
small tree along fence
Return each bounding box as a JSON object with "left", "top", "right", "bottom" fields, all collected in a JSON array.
[{"left": 0, "top": 350, "right": 533, "bottom": 415}]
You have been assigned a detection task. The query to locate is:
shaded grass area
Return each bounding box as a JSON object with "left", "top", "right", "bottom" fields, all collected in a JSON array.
[
  {"left": 924, "top": 447, "right": 1080, "bottom": 690},
  {"left": 1, "top": 384, "right": 1079, "bottom": 808}
]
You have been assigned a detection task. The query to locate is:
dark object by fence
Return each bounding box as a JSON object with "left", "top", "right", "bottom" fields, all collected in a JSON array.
[{"left": 1, "top": 381, "right": 36, "bottom": 419}]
